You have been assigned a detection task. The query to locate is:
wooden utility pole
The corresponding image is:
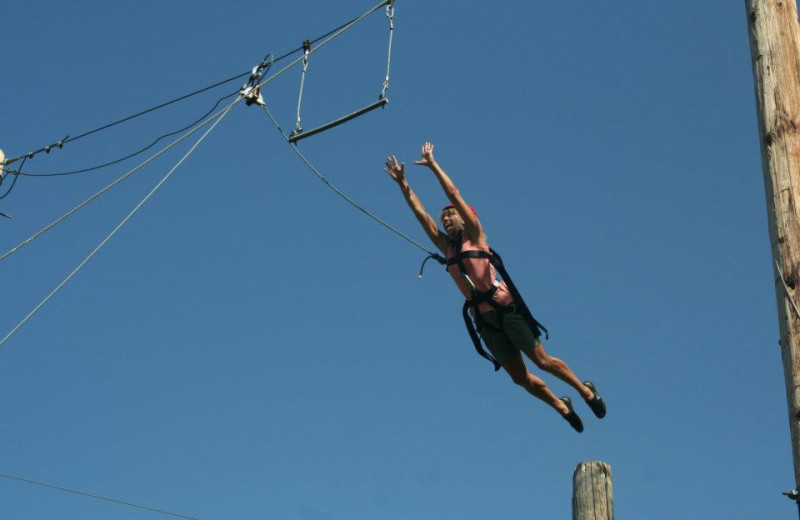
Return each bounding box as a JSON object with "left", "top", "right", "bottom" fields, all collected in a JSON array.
[
  {"left": 746, "top": 0, "right": 800, "bottom": 505},
  {"left": 572, "top": 462, "right": 613, "bottom": 520}
]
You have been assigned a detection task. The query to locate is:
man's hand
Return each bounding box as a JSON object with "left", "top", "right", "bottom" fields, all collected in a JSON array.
[
  {"left": 384, "top": 155, "right": 406, "bottom": 183},
  {"left": 412, "top": 142, "right": 436, "bottom": 167}
]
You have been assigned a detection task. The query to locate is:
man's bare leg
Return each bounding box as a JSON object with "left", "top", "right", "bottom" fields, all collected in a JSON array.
[
  {"left": 524, "top": 341, "right": 594, "bottom": 401},
  {"left": 502, "top": 354, "right": 568, "bottom": 415}
]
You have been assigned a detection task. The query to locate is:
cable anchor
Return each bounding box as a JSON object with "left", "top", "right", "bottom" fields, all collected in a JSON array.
[{"left": 240, "top": 53, "right": 273, "bottom": 107}]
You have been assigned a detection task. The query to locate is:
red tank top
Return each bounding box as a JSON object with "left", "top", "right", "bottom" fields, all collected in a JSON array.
[{"left": 446, "top": 234, "right": 514, "bottom": 314}]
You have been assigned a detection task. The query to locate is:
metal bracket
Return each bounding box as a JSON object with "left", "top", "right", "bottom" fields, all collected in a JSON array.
[{"left": 242, "top": 85, "right": 265, "bottom": 107}]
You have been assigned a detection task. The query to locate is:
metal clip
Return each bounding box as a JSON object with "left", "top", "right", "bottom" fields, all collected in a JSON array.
[{"left": 462, "top": 273, "right": 477, "bottom": 291}]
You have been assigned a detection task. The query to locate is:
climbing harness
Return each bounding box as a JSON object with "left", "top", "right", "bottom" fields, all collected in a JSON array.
[
  {"left": 288, "top": 0, "right": 394, "bottom": 144},
  {"left": 444, "top": 232, "right": 548, "bottom": 371}
]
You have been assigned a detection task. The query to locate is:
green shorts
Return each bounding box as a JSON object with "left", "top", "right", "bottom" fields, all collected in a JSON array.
[{"left": 478, "top": 310, "right": 541, "bottom": 366}]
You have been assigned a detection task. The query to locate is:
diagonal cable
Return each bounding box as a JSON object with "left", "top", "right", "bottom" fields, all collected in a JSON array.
[
  {"left": 0, "top": 102, "right": 235, "bottom": 263},
  {"left": 0, "top": 103, "right": 234, "bottom": 346},
  {"left": 0, "top": 472, "right": 219, "bottom": 520}
]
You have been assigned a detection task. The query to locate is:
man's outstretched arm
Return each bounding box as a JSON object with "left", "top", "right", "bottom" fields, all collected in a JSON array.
[
  {"left": 384, "top": 155, "right": 449, "bottom": 254},
  {"left": 413, "top": 142, "right": 484, "bottom": 244}
]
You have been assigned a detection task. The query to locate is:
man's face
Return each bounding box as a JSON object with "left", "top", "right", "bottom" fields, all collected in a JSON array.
[{"left": 440, "top": 208, "right": 463, "bottom": 237}]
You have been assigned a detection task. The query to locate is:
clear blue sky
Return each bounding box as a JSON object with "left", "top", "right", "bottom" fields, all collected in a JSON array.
[{"left": 0, "top": 1, "right": 788, "bottom": 519}]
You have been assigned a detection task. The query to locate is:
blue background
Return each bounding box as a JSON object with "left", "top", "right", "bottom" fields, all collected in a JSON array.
[{"left": 0, "top": 1, "right": 788, "bottom": 519}]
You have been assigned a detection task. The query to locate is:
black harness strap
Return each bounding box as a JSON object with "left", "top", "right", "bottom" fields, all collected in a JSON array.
[{"left": 446, "top": 234, "right": 548, "bottom": 371}]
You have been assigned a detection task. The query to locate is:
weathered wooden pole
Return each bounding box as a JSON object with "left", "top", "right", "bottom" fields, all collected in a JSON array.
[
  {"left": 746, "top": 0, "right": 800, "bottom": 507},
  {"left": 572, "top": 462, "right": 613, "bottom": 520}
]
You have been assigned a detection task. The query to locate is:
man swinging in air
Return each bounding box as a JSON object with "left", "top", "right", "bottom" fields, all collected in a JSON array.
[{"left": 384, "top": 142, "right": 606, "bottom": 432}]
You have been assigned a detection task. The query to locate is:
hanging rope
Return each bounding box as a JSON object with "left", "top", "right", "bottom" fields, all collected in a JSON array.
[
  {"left": 258, "top": 101, "right": 440, "bottom": 260},
  {"left": 381, "top": 0, "right": 395, "bottom": 98},
  {"left": 294, "top": 40, "right": 312, "bottom": 134}
]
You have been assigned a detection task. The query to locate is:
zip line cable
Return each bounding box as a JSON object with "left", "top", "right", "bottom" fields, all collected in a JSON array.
[
  {"left": 0, "top": 472, "right": 219, "bottom": 520},
  {"left": 0, "top": 104, "right": 234, "bottom": 346}
]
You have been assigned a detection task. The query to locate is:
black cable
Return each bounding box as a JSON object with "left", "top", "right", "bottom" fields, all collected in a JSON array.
[
  {"left": 63, "top": 71, "right": 249, "bottom": 145},
  {"left": 273, "top": 12, "right": 365, "bottom": 62},
  {"left": 17, "top": 92, "right": 239, "bottom": 177}
]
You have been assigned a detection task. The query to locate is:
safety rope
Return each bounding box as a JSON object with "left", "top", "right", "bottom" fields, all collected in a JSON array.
[
  {"left": 295, "top": 40, "right": 312, "bottom": 134},
  {"left": 0, "top": 472, "right": 216, "bottom": 520},
  {"left": 381, "top": 1, "right": 395, "bottom": 98},
  {"left": 258, "top": 101, "right": 440, "bottom": 260},
  {"left": 0, "top": 103, "right": 234, "bottom": 347}
]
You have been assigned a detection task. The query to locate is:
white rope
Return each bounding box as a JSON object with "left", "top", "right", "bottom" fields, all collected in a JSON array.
[
  {"left": 381, "top": 1, "right": 395, "bottom": 97},
  {"left": 0, "top": 104, "right": 234, "bottom": 347},
  {"left": 295, "top": 47, "right": 310, "bottom": 132}
]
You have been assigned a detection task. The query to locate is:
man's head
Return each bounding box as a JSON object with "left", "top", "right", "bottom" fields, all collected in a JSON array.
[{"left": 440, "top": 204, "right": 476, "bottom": 238}]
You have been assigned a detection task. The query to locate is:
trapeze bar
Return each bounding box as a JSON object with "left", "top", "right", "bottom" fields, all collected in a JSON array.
[{"left": 288, "top": 97, "right": 389, "bottom": 144}]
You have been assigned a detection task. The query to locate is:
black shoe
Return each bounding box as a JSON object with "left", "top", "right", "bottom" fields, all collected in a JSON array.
[
  {"left": 560, "top": 396, "right": 584, "bottom": 433},
  {"left": 584, "top": 380, "right": 607, "bottom": 419}
]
